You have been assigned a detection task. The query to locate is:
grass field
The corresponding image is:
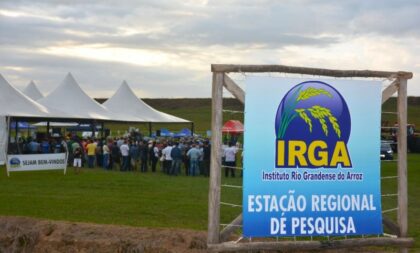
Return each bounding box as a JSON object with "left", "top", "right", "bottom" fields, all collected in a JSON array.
[
  {"left": 2, "top": 97, "right": 419, "bottom": 250},
  {"left": 0, "top": 164, "right": 241, "bottom": 231},
  {"left": 0, "top": 154, "right": 419, "bottom": 250}
]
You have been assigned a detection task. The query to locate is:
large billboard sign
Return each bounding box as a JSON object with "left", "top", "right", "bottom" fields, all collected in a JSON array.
[{"left": 243, "top": 77, "right": 382, "bottom": 237}]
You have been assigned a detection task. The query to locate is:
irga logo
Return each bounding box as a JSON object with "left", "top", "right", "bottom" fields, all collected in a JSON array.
[{"left": 275, "top": 81, "right": 352, "bottom": 169}]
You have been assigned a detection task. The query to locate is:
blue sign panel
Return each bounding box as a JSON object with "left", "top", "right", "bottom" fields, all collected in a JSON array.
[{"left": 243, "top": 77, "right": 383, "bottom": 237}]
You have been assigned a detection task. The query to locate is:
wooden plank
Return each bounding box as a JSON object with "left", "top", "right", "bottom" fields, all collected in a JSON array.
[
  {"left": 208, "top": 237, "right": 414, "bottom": 252},
  {"left": 382, "top": 80, "right": 399, "bottom": 104},
  {"left": 397, "top": 78, "right": 408, "bottom": 253},
  {"left": 211, "top": 64, "right": 413, "bottom": 79},
  {"left": 207, "top": 73, "right": 224, "bottom": 244},
  {"left": 220, "top": 214, "right": 243, "bottom": 242},
  {"left": 223, "top": 74, "right": 245, "bottom": 104},
  {"left": 382, "top": 216, "right": 400, "bottom": 236}
]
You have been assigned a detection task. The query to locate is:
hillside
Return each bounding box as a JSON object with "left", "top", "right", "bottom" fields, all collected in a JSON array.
[{"left": 95, "top": 97, "right": 419, "bottom": 134}]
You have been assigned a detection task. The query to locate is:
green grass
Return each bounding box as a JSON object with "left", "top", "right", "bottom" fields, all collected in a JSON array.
[
  {"left": 381, "top": 154, "right": 420, "bottom": 249},
  {"left": 381, "top": 97, "right": 420, "bottom": 128},
  {"left": 0, "top": 154, "right": 419, "bottom": 250},
  {"left": 0, "top": 166, "right": 241, "bottom": 231}
]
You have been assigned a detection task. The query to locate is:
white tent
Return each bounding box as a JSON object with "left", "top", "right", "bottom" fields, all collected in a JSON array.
[
  {"left": 103, "top": 81, "right": 190, "bottom": 123},
  {"left": 22, "top": 80, "right": 44, "bottom": 101},
  {"left": 37, "top": 73, "right": 132, "bottom": 121},
  {"left": 0, "top": 74, "right": 55, "bottom": 165}
]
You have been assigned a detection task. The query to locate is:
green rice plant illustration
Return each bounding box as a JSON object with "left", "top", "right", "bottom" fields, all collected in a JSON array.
[
  {"left": 277, "top": 87, "right": 340, "bottom": 139},
  {"left": 295, "top": 109, "right": 312, "bottom": 132},
  {"left": 296, "top": 105, "right": 341, "bottom": 138},
  {"left": 297, "top": 87, "right": 332, "bottom": 101}
]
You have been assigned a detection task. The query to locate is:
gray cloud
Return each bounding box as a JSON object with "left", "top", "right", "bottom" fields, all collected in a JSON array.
[{"left": 1, "top": 0, "right": 420, "bottom": 97}]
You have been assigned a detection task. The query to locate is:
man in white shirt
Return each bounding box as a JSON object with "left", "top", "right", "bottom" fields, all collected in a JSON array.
[
  {"left": 161, "top": 142, "right": 173, "bottom": 174},
  {"left": 120, "top": 139, "right": 130, "bottom": 171},
  {"left": 223, "top": 142, "right": 237, "bottom": 177}
]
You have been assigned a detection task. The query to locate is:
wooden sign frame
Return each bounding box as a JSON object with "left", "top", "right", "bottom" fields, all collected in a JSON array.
[{"left": 207, "top": 64, "right": 414, "bottom": 252}]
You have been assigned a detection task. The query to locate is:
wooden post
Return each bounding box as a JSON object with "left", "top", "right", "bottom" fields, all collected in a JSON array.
[
  {"left": 223, "top": 74, "right": 245, "bottom": 104},
  {"left": 212, "top": 64, "right": 413, "bottom": 79},
  {"left": 208, "top": 237, "right": 414, "bottom": 252},
  {"left": 220, "top": 214, "right": 243, "bottom": 242},
  {"left": 397, "top": 78, "right": 408, "bottom": 253},
  {"left": 382, "top": 79, "right": 399, "bottom": 104},
  {"left": 208, "top": 72, "right": 224, "bottom": 244}
]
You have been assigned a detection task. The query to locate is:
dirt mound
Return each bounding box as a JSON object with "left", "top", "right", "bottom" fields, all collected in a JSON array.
[
  {"left": 0, "top": 216, "right": 396, "bottom": 253},
  {"left": 0, "top": 216, "right": 207, "bottom": 253}
]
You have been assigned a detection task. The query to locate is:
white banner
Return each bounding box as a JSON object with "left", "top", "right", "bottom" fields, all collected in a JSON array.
[{"left": 6, "top": 153, "right": 68, "bottom": 175}]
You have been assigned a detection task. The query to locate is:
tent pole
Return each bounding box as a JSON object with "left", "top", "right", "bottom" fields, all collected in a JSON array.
[
  {"left": 15, "top": 120, "right": 19, "bottom": 144},
  {"left": 149, "top": 122, "right": 152, "bottom": 137},
  {"left": 7, "top": 116, "right": 11, "bottom": 154},
  {"left": 191, "top": 122, "right": 194, "bottom": 136},
  {"left": 27, "top": 121, "right": 30, "bottom": 138},
  {"left": 101, "top": 122, "right": 104, "bottom": 139},
  {"left": 92, "top": 120, "right": 96, "bottom": 138},
  {"left": 6, "top": 116, "right": 11, "bottom": 176},
  {"left": 47, "top": 121, "right": 50, "bottom": 139}
]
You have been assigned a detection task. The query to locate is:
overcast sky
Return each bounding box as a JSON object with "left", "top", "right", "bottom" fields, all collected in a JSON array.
[{"left": 1, "top": 0, "right": 419, "bottom": 98}]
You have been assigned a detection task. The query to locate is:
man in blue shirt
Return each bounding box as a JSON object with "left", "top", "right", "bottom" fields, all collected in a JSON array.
[
  {"left": 186, "top": 143, "right": 202, "bottom": 176},
  {"left": 28, "top": 138, "right": 40, "bottom": 154},
  {"left": 40, "top": 139, "right": 50, "bottom": 154},
  {"left": 170, "top": 142, "right": 182, "bottom": 176}
]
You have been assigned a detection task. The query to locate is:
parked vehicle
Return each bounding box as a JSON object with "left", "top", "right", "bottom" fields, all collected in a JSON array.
[{"left": 380, "top": 141, "right": 394, "bottom": 160}]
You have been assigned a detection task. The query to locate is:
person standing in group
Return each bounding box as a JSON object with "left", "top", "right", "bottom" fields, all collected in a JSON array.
[
  {"left": 117, "top": 137, "right": 124, "bottom": 148},
  {"left": 120, "top": 139, "right": 130, "bottom": 171},
  {"left": 95, "top": 139, "right": 103, "bottom": 168},
  {"left": 103, "top": 141, "right": 110, "bottom": 170},
  {"left": 139, "top": 140, "right": 149, "bottom": 172},
  {"left": 130, "top": 141, "right": 140, "bottom": 171},
  {"left": 28, "top": 138, "right": 40, "bottom": 154},
  {"left": 198, "top": 142, "right": 204, "bottom": 175},
  {"left": 149, "top": 141, "right": 159, "bottom": 172},
  {"left": 170, "top": 142, "right": 182, "bottom": 176},
  {"left": 161, "top": 142, "right": 173, "bottom": 174},
  {"left": 40, "top": 139, "right": 50, "bottom": 154},
  {"left": 86, "top": 139, "right": 97, "bottom": 168},
  {"left": 111, "top": 141, "right": 120, "bottom": 170},
  {"left": 202, "top": 141, "right": 211, "bottom": 177},
  {"left": 73, "top": 147, "right": 83, "bottom": 174},
  {"left": 224, "top": 142, "right": 237, "bottom": 177},
  {"left": 66, "top": 137, "right": 74, "bottom": 166},
  {"left": 186, "top": 143, "right": 201, "bottom": 176},
  {"left": 221, "top": 141, "right": 228, "bottom": 167},
  {"left": 183, "top": 142, "right": 190, "bottom": 176}
]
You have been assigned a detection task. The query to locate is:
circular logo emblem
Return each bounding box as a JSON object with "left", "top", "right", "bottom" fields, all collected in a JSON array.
[
  {"left": 275, "top": 81, "right": 351, "bottom": 168},
  {"left": 10, "top": 157, "right": 21, "bottom": 168}
]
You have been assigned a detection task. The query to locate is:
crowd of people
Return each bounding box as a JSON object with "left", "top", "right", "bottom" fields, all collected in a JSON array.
[
  {"left": 8, "top": 136, "right": 68, "bottom": 155},
  {"left": 9, "top": 133, "right": 243, "bottom": 177},
  {"left": 67, "top": 135, "right": 216, "bottom": 177}
]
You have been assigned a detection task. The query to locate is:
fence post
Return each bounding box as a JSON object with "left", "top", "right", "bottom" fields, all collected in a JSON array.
[
  {"left": 208, "top": 72, "right": 224, "bottom": 244},
  {"left": 397, "top": 78, "right": 408, "bottom": 253}
]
